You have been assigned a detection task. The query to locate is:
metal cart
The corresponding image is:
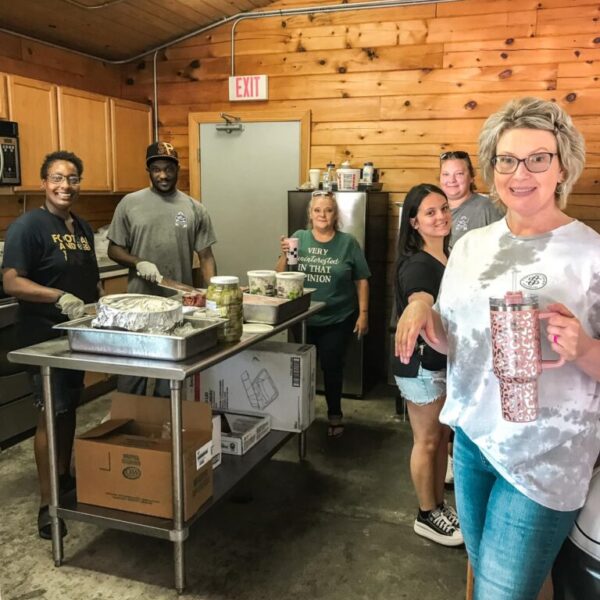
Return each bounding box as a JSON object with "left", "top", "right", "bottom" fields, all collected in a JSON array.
[{"left": 8, "top": 301, "right": 324, "bottom": 594}]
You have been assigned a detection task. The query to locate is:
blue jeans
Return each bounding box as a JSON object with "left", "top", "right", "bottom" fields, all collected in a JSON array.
[{"left": 453, "top": 428, "right": 578, "bottom": 600}]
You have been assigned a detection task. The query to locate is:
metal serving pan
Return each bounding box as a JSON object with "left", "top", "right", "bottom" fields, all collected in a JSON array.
[
  {"left": 54, "top": 316, "right": 225, "bottom": 361},
  {"left": 242, "top": 289, "right": 315, "bottom": 325}
]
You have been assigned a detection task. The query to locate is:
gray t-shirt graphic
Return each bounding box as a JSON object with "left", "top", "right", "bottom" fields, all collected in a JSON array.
[{"left": 438, "top": 219, "right": 600, "bottom": 511}]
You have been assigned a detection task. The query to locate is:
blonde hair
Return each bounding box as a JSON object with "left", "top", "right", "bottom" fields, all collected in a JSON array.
[{"left": 478, "top": 97, "right": 585, "bottom": 209}]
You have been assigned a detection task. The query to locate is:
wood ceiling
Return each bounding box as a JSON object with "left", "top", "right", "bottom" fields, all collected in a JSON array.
[
  {"left": 0, "top": 0, "right": 276, "bottom": 62},
  {"left": 0, "top": 0, "right": 441, "bottom": 63}
]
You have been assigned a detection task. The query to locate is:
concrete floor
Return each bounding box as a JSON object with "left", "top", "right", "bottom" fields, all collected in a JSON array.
[{"left": 0, "top": 386, "right": 467, "bottom": 599}]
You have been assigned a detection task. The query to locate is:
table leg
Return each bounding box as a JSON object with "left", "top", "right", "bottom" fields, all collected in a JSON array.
[
  {"left": 169, "top": 379, "right": 186, "bottom": 593},
  {"left": 299, "top": 320, "right": 308, "bottom": 460},
  {"left": 300, "top": 320, "right": 307, "bottom": 344},
  {"left": 42, "top": 366, "right": 63, "bottom": 565},
  {"left": 298, "top": 432, "right": 307, "bottom": 460}
]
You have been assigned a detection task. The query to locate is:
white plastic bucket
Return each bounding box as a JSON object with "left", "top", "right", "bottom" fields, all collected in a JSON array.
[
  {"left": 275, "top": 272, "right": 305, "bottom": 299},
  {"left": 247, "top": 270, "right": 277, "bottom": 296},
  {"left": 336, "top": 168, "right": 361, "bottom": 191}
]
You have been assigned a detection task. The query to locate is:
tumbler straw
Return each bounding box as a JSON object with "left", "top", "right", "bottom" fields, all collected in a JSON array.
[{"left": 505, "top": 270, "right": 522, "bottom": 305}]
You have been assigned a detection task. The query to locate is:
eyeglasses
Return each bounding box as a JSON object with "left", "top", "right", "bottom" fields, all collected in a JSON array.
[
  {"left": 47, "top": 173, "right": 81, "bottom": 185},
  {"left": 440, "top": 151, "right": 470, "bottom": 161},
  {"left": 311, "top": 190, "right": 334, "bottom": 197},
  {"left": 491, "top": 152, "right": 557, "bottom": 174}
]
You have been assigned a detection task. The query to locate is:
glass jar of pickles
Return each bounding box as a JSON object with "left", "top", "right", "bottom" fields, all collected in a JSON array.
[{"left": 205, "top": 276, "right": 243, "bottom": 343}]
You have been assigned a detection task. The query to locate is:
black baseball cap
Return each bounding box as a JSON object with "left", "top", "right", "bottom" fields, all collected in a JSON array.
[{"left": 146, "top": 141, "right": 179, "bottom": 166}]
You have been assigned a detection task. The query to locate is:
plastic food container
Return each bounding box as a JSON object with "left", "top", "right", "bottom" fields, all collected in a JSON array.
[
  {"left": 276, "top": 272, "right": 305, "bottom": 299},
  {"left": 247, "top": 270, "right": 277, "bottom": 296},
  {"left": 336, "top": 168, "right": 361, "bottom": 191}
]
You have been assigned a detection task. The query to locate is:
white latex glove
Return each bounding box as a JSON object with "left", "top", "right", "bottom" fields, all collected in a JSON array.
[
  {"left": 136, "top": 261, "right": 162, "bottom": 283},
  {"left": 56, "top": 293, "right": 85, "bottom": 320}
]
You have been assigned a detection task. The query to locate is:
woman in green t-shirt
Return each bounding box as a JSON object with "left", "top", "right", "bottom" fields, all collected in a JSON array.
[{"left": 277, "top": 191, "right": 370, "bottom": 438}]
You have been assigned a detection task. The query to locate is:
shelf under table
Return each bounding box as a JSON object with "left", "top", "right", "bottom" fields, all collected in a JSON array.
[{"left": 57, "top": 430, "right": 294, "bottom": 540}]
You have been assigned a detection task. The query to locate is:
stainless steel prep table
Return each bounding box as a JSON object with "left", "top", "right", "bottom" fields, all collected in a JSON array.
[{"left": 8, "top": 301, "right": 324, "bottom": 594}]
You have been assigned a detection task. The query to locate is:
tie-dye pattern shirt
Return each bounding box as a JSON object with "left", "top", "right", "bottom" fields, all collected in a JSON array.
[{"left": 438, "top": 218, "right": 600, "bottom": 511}]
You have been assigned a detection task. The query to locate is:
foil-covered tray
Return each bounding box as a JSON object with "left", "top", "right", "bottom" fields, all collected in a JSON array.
[
  {"left": 242, "top": 289, "right": 315, "bottom": 325},
  {"left": 93, "top": 293, "right": 182, "bottom": 332},
  {"left": 54, "top": 315, "right": 226, "bottom": 361}
]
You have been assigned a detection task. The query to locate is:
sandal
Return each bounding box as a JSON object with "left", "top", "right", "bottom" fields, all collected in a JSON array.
[
  {"left": 327, "top": 420, "right": 345, "bottom": 439},
  {"left": 38, "top": 506, "right": 67, "bottom": 540}
]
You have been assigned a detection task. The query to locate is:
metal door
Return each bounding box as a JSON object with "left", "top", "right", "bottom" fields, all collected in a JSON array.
[{"left": 199, "top": 121, "right": 301, "bottom": 282}]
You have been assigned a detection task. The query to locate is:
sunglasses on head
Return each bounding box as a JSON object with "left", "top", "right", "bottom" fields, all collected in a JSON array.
[
  {"left": 440, "top": 150, "right": 471, "bottom": 161},
  {"left": 311, "top": 190, "right": 334, "bottom": 197}
]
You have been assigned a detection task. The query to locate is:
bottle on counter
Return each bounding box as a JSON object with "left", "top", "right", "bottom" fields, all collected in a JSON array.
[
  {"left": 323, "top": 162, "right": 335, "bottom": 192},
  {"left": 362, "top": 162, "right": 374, "bottom": 185},
  {"left": 205, "top": 276, "right": 243, "bottom": 343}
]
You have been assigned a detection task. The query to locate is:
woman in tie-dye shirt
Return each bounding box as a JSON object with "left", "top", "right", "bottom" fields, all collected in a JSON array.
[{"left": 395, "top": 98, "right": 600, "bottom": 600}]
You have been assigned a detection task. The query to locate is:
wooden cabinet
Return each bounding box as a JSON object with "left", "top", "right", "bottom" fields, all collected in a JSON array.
[
  {"left": 57, "top": 87, "right": 112, "bottom": 192},
  {"left": 111, "top": 98, "right": 152, "bottom": 192},
  {"left": 7, "top": 75, "right": 59, "bottom": 190},
  {"left": 0, "top": 74, "right": 7, "bottom": 120},
  {"left": 2, "top": 72, "right": 150, "bottom": 194}
]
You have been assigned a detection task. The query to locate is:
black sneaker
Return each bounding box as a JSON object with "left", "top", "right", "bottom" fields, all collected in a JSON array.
[{"left": 414, "top": 508, "right": 464, "bottom": 547}]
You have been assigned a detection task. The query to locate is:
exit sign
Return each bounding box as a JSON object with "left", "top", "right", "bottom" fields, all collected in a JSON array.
[{"left": 229, "top": 75, "right": 269, "bottom": 101}]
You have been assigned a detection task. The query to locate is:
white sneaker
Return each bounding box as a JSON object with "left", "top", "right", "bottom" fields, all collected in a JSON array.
[
  {"left": 414, "top": 508, "right": 464, "bottom": 547},
  {"left": 445, "top": 455, "right": 454, "bottom": 485}
]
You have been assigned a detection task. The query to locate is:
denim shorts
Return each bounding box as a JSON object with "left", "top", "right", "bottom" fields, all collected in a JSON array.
[
  {"left": 29, "top": 367, "right": 84, "bottom": 415},
  {"left": 394, "top": 366, "right": 446, "bottom": 405}
]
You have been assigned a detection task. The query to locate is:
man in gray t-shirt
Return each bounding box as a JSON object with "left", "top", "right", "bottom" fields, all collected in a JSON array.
[
  {"left": 439, "top": 150, "right": 504, "bottom": 247},
  {"left": 108, "top": 141, "right": 217, "bottom": 295},
  {"left": 107, "top": 142, "right": 217, "bottom": 396}
]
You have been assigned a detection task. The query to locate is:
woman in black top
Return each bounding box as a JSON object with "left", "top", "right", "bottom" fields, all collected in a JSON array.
[
  {"left": 2, "top": 151, "right": 102, "bottom": 539},
  {"left": 392, "top": 184, "right": 462, "bottom": 547}
]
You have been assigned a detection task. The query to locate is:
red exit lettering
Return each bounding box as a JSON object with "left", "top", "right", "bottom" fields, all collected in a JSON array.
[
  {"left": 235, "top": 76, "right": 262, "bottom": 98},
  {"left": 229, "top": 75, "right": 268, "bottom": 101}
]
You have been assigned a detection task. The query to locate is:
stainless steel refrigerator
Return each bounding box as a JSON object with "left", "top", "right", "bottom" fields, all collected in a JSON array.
[{"left": 288, "top": 190, "right": 389, "bottom": 397}]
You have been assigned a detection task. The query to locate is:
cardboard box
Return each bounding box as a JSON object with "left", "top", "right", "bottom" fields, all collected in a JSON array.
[
  {"left": 211, "top": 414, "right": 222, "bottom": 468},
  {"left": 75, "top": 393, "right": 213, "bottom": 520},
  {"left": 219, "top": 411, "right": 271, "bottom": 455},
  {"left": 202, "top": 342, "right": 316, "bottom": 432}
]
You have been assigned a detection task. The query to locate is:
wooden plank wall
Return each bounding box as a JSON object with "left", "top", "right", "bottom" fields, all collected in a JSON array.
[{"left": 120, "top": 0, "right": 600, "bottom": 252}]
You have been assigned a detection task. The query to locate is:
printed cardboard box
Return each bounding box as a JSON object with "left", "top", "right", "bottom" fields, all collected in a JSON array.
[
  {"left": 218, "top": 411, "right": 271, "bottom": 455},
  {"left": 212, "top": 414, "right": 222, "bottom": 468},
  {"left": 75, "top": 393, "right": 213, "bottom": 520},
  {"left": 202, "top": 342, "right": 316, "bottom": 432}
]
